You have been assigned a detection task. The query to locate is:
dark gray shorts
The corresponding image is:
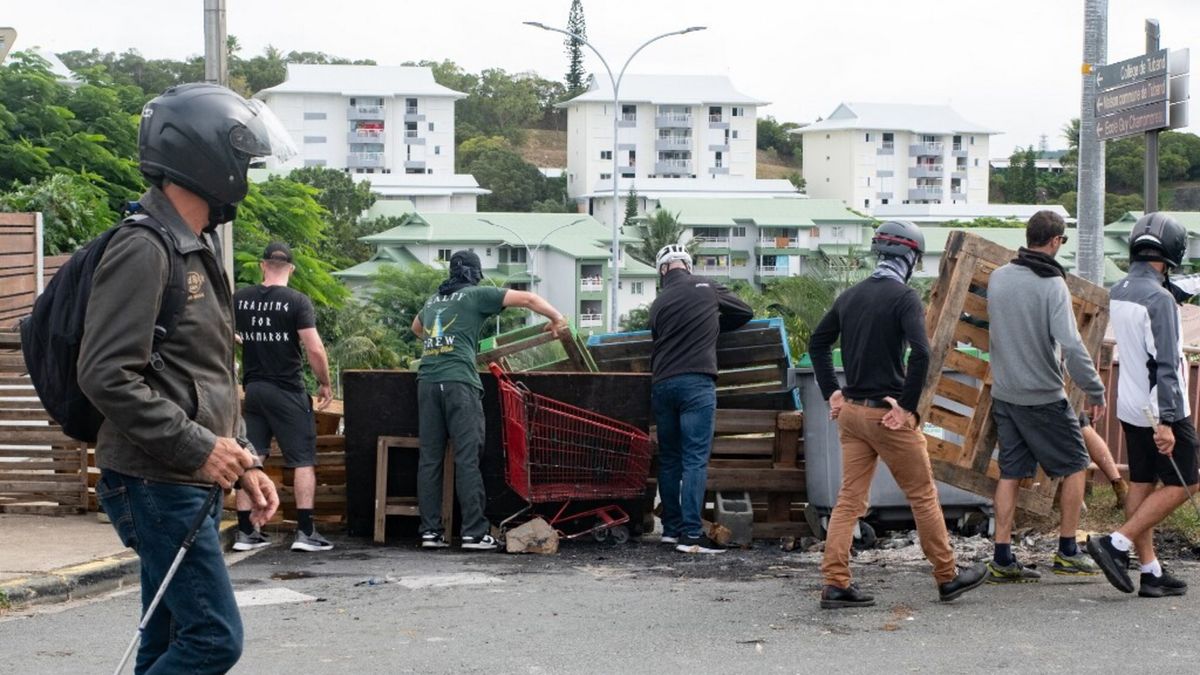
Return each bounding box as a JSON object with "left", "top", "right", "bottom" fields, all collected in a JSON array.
[
  {"left": 244, "top": 381, "right": 317, "bottom": 468},
  {"left": 992, "top": 398, "right": 1089, "bottom": 479}
]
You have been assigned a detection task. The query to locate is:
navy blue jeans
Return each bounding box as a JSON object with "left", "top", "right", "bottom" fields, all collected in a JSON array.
[
  {"left": 652, "top": 374, "right": 717, "bottom": 539},
  {"left": 97, "top": 470, "right": 243, "bottom": 674}
]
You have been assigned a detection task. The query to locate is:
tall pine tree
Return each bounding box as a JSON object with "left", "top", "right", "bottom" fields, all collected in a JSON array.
[{"left": 564, "top": 0, "right": 587, "bottom": 94}]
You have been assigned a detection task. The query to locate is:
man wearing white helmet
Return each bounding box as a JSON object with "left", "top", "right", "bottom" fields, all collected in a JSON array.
[{"left": 649, "top": 243, "right": 753, "bottom": 553}]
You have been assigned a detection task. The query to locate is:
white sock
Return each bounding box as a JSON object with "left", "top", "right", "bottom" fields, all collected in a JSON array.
[
  {"left": 1110, "top": 532, "right": 1133, "bottom": 551},
  {"left": 1140, "top": 560, "right": 1163, "bottom": 577}
]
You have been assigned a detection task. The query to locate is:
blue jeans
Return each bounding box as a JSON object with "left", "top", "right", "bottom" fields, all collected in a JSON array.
[
  {"left": 652, "top": 374, "right": 717, "bottom": 539},
  {"left": 97, "top": 470, "right": 243, "bottom": 674}
]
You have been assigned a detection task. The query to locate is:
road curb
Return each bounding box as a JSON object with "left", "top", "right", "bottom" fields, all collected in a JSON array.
[{"left": 0, "top": 519, "right": 239, "bottom": 610}]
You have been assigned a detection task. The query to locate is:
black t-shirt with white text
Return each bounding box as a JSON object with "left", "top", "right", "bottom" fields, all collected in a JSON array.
[{"left": 234, "top": 284, "right": 315, "bottom": 392}]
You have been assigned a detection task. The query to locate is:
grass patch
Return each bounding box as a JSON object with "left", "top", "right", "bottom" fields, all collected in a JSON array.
[{"left": 0, "top": 589, "right": 10, "bottom": 611}]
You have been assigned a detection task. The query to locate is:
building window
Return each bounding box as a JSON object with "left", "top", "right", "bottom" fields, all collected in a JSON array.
[
  {"left": 434, "top": 145, "right": 441, "bottom": 155},
  {"left": 867, "top": 177, "right": 871, "bottom": 187},
  {"left": 831, "top": 226, "right": 844, "bottom": 238},
  {"left": 303, "top": 112, "right": 326, "bottom": 120},
  {"left": 732, "top": 130, "right": 739, "bottom": 139},
  {"left": 427, "top": 168, "right": 433, "bottom": 174},
  {"left": 499, "top": 247, "right": 528, "bottom": 264},
  {"left": 621, "top": 104, "right": 636, "bottom": 121},
  {"left": 883, "top": 132, "right": 894, "bottom": 142},
  {"left": 974, "top": 159, "right": 980, "bottom": 167},
  {"left": 970, "top": 136, "right": 975, "bottom": 145},
  {"left": 732, "top": 107, "right": 744, "bottom": 117},
  {"left": 405, "top": 122, "right": 418, "bottom": 137},
  {"left": 486, "top": 248, "right": 492, "bottom": 256},
  {"left": 826, "top": 134, "right": 830, "bottom": 139},
  {"left": 865, "top": 132, "right": 871, "bottom": 142},
  {"left": 303, "top": 159, "right": 327, "bottom": 167},
  {"left": 436, "top": 249, "right": 452, "bottom": 262},
  {"left": 303, "top": 136, "right": 326, "bottom": 144},
  {"left": 731, "top": 226, "right": 746, "bottom": 237},
  {"left": 406, "top": 97, "right": 418, "bottom": 113},
  {"left": 864, "top": 199, "right": 870, "bottom": 208},
  {"left": 600, "top": 150, "right": 612, "bottom": 160},
  {"left": 881, "top": 198, "right": 889, "bottom": 205},
  {"left": 600, "top": 173, "right": 612, "bottom": 180},
  {"left": 632, "top": 281, "right": 644, "bottom": 295},
  {"left": 429, "top": 122, "right": 435, "bottom": 131}
]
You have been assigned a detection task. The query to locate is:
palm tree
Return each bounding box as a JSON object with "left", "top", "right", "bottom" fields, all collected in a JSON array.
[{"left": 632, "top": 210, "right": 699, "bottom": 266}]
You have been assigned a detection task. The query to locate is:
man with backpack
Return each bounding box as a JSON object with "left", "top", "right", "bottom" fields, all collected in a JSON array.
[
  {"left": 75, "top": 83, "right": 288, "bottom": 672},
  {"left": 233, "top": 241, "right": 335, "bottom": 553}
]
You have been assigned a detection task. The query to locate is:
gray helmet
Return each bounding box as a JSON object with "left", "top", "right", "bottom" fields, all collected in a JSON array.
[
  {"left": 1129, "top": 212, "right": 1187, "bottom": 269},
  {"left": 871, "top": 220, "right": 925, "bottom": 258}
]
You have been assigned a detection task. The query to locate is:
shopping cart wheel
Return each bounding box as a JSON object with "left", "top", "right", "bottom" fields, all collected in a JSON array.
[
  {"left": 591, "top": 526, "right": 611, "bottom": 543},
  {"left": 609, "top": 525, "right": 630, "bottom": 545}
]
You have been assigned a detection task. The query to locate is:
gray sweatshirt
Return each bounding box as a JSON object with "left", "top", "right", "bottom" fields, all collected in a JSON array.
[{"left": 987, "top": 262, "right": 1105, "bottom": 407}]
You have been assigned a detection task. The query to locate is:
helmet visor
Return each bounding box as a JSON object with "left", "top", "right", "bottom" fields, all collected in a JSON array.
[{"left": 231, "top": 99, "right": 298, "bottom": 164}]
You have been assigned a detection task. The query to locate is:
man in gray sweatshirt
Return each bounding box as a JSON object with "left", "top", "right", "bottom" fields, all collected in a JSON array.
[{"left": 985, "top": 210, "right": 1104, "bottom": 583}]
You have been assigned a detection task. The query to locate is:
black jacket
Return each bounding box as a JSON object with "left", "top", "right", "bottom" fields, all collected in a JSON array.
[{"left": 649, "top": 269, "right": 754, "bottom": 383}]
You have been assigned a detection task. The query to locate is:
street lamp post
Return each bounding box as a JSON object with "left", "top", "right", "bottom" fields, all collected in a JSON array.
[
  {"left": 524, "top": 21, "right": 706, "bottom": 332},
  {"left": 480, "top": 217, "right": 586, "bottom": 321}
]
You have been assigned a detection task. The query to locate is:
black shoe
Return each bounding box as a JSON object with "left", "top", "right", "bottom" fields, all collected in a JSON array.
[
  {"left": 820, "top": 584, "right": 875, "bottom": 609},
  {"left": 675, "top": 534, "right": 725, "bottom": 554},
  {"left": 1139, "top": 570, "right": 1188, "bottom": 598},
  {"left": 938, "top": 563, "right": 988, "bottom": 602},
  {"left": 1086, "top": 535, "right": 1134, "bottom": 593}
]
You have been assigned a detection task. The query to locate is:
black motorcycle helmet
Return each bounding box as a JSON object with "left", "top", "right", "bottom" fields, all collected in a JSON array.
[
  {"left": 1129, "top": 212, "right": 1187, "bottom": 269},
  {"left": 871, "top": 220, "right": 925, "bottom": 258},
  {"left": 139, "top": 83, "right": 296, "bottom": 226}
]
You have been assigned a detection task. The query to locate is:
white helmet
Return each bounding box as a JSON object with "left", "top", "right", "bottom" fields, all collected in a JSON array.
[{"left": 655, "top": 244, "right": 692, "bottom": 273}]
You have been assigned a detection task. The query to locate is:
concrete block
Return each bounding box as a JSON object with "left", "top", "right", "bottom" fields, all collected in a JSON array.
[
  {"left": 715, "top": 491, "right": 754, "bottom": 546},
  {"left": 505, "top": 518, "right": 559, "bottom": 554}
]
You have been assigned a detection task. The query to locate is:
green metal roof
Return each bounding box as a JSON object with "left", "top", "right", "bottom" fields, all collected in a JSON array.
[
  {"left": 656, "top": 198, "right": 873, "bottom": 227},
  {"left": 365, "top": 199, "right": 417, "bottom": 220},
  {"left": 1105, "top": 211, "right": 1200, "bottom": 235},
  {"left": 333, "top": 245, "right": 424, "bottom": 278},
  {"left": 360, "top": 212, "right": 630, "bottom": 259}
]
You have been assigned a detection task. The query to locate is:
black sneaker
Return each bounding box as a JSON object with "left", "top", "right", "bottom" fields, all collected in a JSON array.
[
  {"left": 820, "top": 584, "right": 875, "bottom": 610},
  {"left": 1086, "top": 535, "right": 1134, "bottom": 593},
  {"left": 675, "top": 534, "right": 725, "bottom": 554},
  {"left": 461, "top": 534, "right": 498, "bottom": 551},
  {"left": 421, "top": 531, "right": 449, "bottom": 549},
  {"left": 938, "top": 563, "right": 988, "bottom": 602},
  {"left": 1138, "top": 570, "right": 1188, "bottom": 598}
]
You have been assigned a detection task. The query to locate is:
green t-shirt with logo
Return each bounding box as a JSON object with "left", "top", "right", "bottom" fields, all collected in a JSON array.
[{"left": 417, "top": 286, "right": 508, "bottom": 388}]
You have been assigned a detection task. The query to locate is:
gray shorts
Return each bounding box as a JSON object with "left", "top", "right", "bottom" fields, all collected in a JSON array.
[{"left": 992, "top": 398, "right": 1089, "bottom": 479}]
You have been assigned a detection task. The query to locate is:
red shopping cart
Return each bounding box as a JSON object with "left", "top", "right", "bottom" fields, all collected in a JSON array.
[{"left": 490, "top": 363, "right": 652, "bottom": 543}]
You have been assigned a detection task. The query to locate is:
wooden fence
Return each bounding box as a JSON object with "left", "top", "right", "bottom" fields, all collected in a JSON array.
[{"left": 0, "top": 213, "right": 40, "bottom": 330}]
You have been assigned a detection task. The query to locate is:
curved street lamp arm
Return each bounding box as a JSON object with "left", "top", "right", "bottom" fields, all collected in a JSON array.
[
  {"left": 616, "top": 27, "right": 707, "bottom": 91},
  {"left": 535, "top": 218, "right": 587, "bottom": 250},
  {"left": 523, "top": 23, "right": 617, "bottom": 92}
]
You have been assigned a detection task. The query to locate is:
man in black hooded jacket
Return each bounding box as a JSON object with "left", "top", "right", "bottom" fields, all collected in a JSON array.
[{"left": 410, "top": 250, "right": 567, "bottom": 550}]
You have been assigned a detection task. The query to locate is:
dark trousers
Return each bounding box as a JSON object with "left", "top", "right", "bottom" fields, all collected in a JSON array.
[
  {"left": 417, "top": 380, "right": 490, "bottom": 538},
  {"left": 652, "top": 374, "right": 717, "bottom": 539},
  {"left": 97, "top": 470, "right": 243, "bottom": 674}
]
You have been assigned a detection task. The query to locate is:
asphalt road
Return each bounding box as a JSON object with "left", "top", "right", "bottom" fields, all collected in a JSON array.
[{"left": 2, "top": 535, "right": 1198, "bottom": 674}]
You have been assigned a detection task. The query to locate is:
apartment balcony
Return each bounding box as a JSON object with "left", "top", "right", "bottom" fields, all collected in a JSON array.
[
  {"left": 348, "top": 105, "right": 385, "bottom": 121},
  {"left": 877, "top": 141, "right": 895, "bottom": 155},
  {"left": 617, "top": 164, "right": 637, "bottom": 175},
  {"left": 655, "top": 159, "right": 692, "bottom": 175},
  {"left": 755, "top": 265, "right": 791, "bottom": 278},
  {"left": 347, "top": 130, "right": 386, "bottom": 144},
  {"left": 579, "top": 277, "right": 604, "bottom": 293},
  {"left": 911, "top": 164, "right": 944, "bottom": 178},
  {"left": 403, "top": 131, "right": 426, "bottom": 146},
  {"left": 950, "top": 190, "right": 967, "bottom": 201},
  {"left": 909, "top": 142, "right": 944, "bottom": 157},
  {"left": 578, "top": 313, "right": 604, "bottom": 328},
  {"left": 952, "top": 167, "right": 968, "bottom": 179},
  {"left": 709, "top": 166, "right": 730, "bottom": 175},
  {"left": 616, "top": 142, "right": 637, "bottom": 152},
  {"left": 656, "top": 137, "right": 693, "bottom": 151},
  {"left": 757, "top": 237, "right": 801, "bottom": 250},
  {"left": 708, "top": 114, "right": 729, "bottom": 129},
  {"left": 618, "top": 112, "right": 638, "bottom": 128},
  {"left": 908, "top": 186, "right": 944, "bottom": 201},
  {"left": 952, "top": 143, "right": 968, "bottom": 157},
  {"left": 876, "top": 191, "right": 894, "bottom": 200},
  {"left": 404, "top": 110, "right": 426, "bottom": 123},
  {"left": 655, "top": 113, "right": 693, "bottom": 128},
  {"left": 693, "top": 264, "right": 730, "bottom": 275},
  {"left": 708, "top": 142, "right": 730, "bottom": 152},
  {"left": 404, "top": 160, "right": 426, "bottom": 170},
  {"left": 347, "top": 152, "right": 386, "bottom": 169},
  {"left": 692, "top": 236, "right": 730, "bottom": 250}
]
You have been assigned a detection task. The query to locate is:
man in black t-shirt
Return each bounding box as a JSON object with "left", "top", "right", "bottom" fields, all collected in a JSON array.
[{"left": 233, "top": 242, "right": 334, "bottom": 552}]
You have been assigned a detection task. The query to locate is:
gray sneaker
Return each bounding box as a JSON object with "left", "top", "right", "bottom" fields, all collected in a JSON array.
[
  {"left": 292, "top": 529, "right": 334, "bottom": 552},
  {"left": 985, "top": 560, "right": 1042, "bottom": 584},
  {"left": 233, "top": 529, "right": 271, "bottom": 551}
]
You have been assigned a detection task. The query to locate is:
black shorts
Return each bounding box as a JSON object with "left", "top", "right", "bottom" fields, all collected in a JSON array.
[
  {"left": 993, "top": 399, "right": 1089, "bottom": 479},
  {"left": 244, "top": 380, "right": 317, "bottom": 468},
  {"left": 1120, "top": 419, "right": 1200, "bottom": 487}
]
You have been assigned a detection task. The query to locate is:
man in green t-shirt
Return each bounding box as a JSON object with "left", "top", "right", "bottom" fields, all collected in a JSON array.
[{"left": 411, "top": 250, "right": 567, "bottom": 549}]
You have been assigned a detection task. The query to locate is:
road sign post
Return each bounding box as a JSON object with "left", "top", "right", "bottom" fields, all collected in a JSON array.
[{"left": 1146, "top": 20, "right": 1160, "bottom": 213}]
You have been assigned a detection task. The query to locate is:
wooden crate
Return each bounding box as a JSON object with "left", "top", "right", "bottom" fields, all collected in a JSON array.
[
  {"left": 916, "top": 231, "right": 1109, "bottom": 516},
  {"left": 0, "top": 332, "right": 89, "bottom": 514},
  {"left": 476, "top": 323, "right": 596, "bottom": 373}
]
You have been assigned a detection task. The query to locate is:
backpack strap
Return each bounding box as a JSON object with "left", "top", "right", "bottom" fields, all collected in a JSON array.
[{"left": 122, "top": 215, "right": 188, "bottom": 372}]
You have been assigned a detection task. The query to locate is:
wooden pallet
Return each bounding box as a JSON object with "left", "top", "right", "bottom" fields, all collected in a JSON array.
[
  {"left": 476, "top": 322, "right": 597, "bottom": 373},
  {"left": 916, "top": 231, "right": 1109, "bottom": 517},
  {"left": 0, "top": 332, "right": 89, "bottom": 514}
]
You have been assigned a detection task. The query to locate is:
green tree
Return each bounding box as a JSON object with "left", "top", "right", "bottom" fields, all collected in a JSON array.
[
  {"left": 564, "top": 0, "right": 588, "bottom": 94},
  {"left": 465, "top": 148, "right": 548, "bottom": 212},
  {"left": 367, "top": 263, "right": 445, "bottom": 364},
  {"left": 632, "top": 210, "right": 698, "bottom": 266},
  {"left": 757, "top": 116, "right": 802, "bottom": 160},
  {"left": 623, "top": 185, "right": 639, "bottom": 229},
  {"left": 1105, "top": 193, "right": 1144, "bottom": 225},
  {"left": 287, "top": 167, "right": 377, "bottom": 267},
  {"left": 0, "top": 173, "right": 117, "bottom": 254},
  {"left": 620, "top": 305, "right": 650, "bottom": 332}
]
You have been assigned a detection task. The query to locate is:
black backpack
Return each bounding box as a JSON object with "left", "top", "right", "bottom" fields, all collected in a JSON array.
[{"left": 19, "top": 215, "right": 188, "bottom": 442}]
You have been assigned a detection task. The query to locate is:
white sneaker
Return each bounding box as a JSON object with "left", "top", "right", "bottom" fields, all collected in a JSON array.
[
  {"left": 291, "top": 529, "right": 333, "bottom": 552},
  {"left": 233, "top": 529, "right": 271, "bottom": 551},
  {"left": 661, "top": 535, "right": 679, "bottom": 545},
  {"left": 421, "top": 531, "right": 449, "bottom": 549},
  {"left": 461, "top": 534, "right": 498, "bottom": 551}
]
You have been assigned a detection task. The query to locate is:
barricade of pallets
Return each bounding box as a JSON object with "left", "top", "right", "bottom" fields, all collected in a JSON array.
[{"left": 916, "top": 231, "right": 1109, "bottom": 517}]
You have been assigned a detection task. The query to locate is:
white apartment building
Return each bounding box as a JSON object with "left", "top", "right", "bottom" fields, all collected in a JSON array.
[
  {"left": 564, "top": 75, "right": 795, "bottom": 224},
  {"left": 255, "top": 64, "right": 486, "bottom": 211},
  {"left": 794, "top": 102, "right": 997, "bottom": 213}
]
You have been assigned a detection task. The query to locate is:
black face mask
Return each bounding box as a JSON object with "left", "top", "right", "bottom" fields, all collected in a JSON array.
[{"left": 206, "top": 203, "right": 238, "bottom": 232}]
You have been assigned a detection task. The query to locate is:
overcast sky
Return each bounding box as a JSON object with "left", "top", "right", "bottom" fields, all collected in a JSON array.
[{"left": 6, "top": 0, "right": 1197, "bottom": 154}]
